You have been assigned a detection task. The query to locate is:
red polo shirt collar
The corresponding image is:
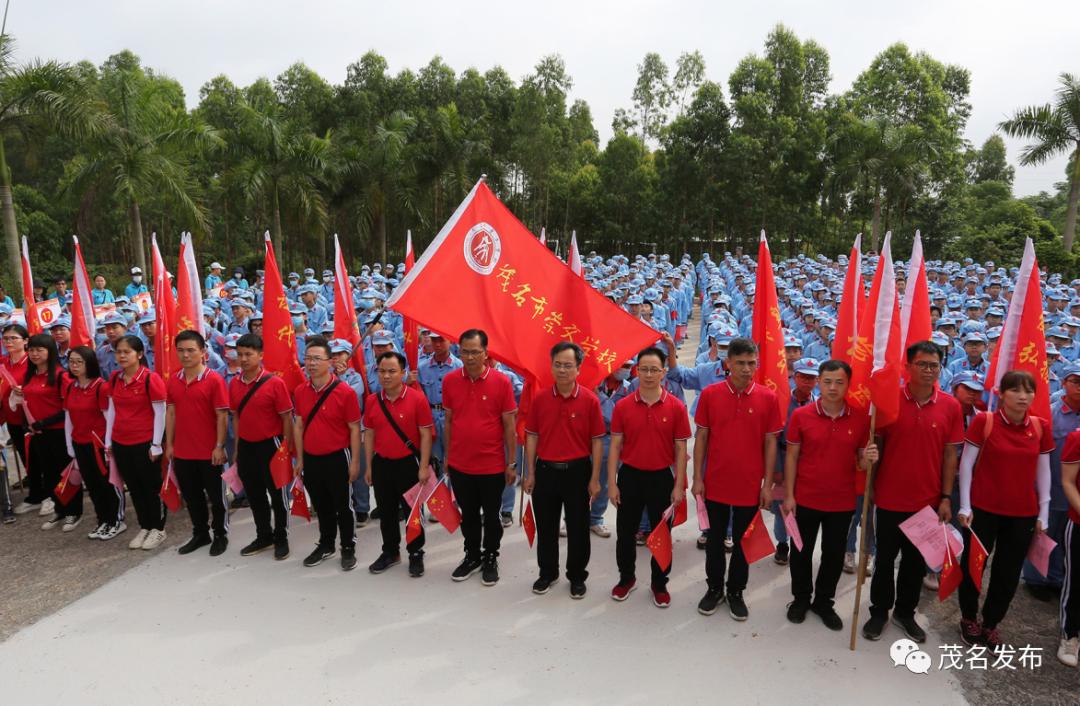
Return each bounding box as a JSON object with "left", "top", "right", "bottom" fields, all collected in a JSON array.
[
  {"left": 725, "top": 380, "right": 755, "bottom": 397},
  {"left": 814, "top": 399, "right": 849, "bottom": 419},
  {"left": 552, "top": 384, "right": 581, "bottom": 399},
  {"left": 633, "top": 388, "right": 668, "bottom": 405},
  {"left": 902, "top": 384, "right": 939, "bottom": 407}
]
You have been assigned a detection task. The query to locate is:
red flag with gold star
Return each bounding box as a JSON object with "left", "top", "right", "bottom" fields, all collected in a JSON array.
[
  {"left": 405, "top": 493, "right": 424, "bottom": 544},
  {"left": 751, "top": 231, "right": 789, "bottom": 422},
  {"left": 522, "top": 496, "right": 536, "bottom": 547},
  {"left": 270, "top": 442, "right": 293, "bottom": 490},
  {"left": 159, "top": 460, "right": 182, "bottom": 512},
  {"left": 290, "top": 476, "right": 311, "bottom": 522},
  {"left": 262, "top": 232, "right": 305, "bottom": 390},
  {"left": 740, "top": 509, "right": 775, "bottom": 564},
  {"left": 645, "top": 506, "right": 674, "bottom": 571},
  {"left": 939, "top": 529, "right": 963, "bottom": 601},
  {"left": 426, "top": 477, "right": 461, "bottom": 533},
  {"left": 968, "top": 529, "right": 989, "bottom": 593},
  {"left": 54, "top": 460, "right": 82, "bottom": 506}
]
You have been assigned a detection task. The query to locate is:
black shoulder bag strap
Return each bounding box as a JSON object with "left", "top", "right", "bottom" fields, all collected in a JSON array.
[
  {"left": 376, "top": 392, "right": 420, "bottom": 458},
  {"left": 236, "top": 374, "right": 272, "bottom": 417},
  {"left": 304, "top": 379, "right": 341, "bottom": 431}
]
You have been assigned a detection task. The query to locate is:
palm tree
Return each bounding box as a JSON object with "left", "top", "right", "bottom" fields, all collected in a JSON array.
[
  {"left": 0, "top": 34, "right": 104, "bottom": 288},
  {"left": 64, "top": 59, "right": 219, "bottom": 273},
  {"left": 1000, "top": 73, "right": 1080, "bottom": 251}
]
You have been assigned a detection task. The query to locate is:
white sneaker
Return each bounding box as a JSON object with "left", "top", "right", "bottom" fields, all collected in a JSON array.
[
  {"left": 88, "top": 523, "right": 108, "bottom": 540},
  {"left": 843, "top": 552, "right": 856, "bottom": 574},
  {"left": 129, "top": 528, "right": 149, "bottom": 549},
  {"left": 99, "top": 522, "right": 127, "bottom": 541},
  {"left": 141, "top": 528, "right": 166, "bottom": 550},
  {"left": 590, "top": 524, "right": 611, "bottom": 538},
  {"left": 38, "top": 499, "right": 55, "bottom": 517},
  {"left": 61, "top": 515, "right": 83, "bottom": 533},
  {"left": 41, "top": 514, "right": 63, "bottom": 530},
  {"left": 1059, "top": 637, "right": 1080, "bottom": 667},
  {"left": 13, "top": 501, "right": 39, "bottom": 515},
  {"left": 923, "top": 573, "right": 940, "bottom": 591}
]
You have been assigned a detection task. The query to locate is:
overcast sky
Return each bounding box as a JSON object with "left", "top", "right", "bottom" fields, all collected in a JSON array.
[{"left": 14, "top": 0, "right": 1079, "bottom": 197}]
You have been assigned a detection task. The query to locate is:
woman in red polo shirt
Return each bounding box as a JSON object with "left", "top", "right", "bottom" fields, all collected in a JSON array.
[
  {"left": 957, "top": 370, "right": 1052, "bottom": 649},
  {"left": 3, "top": 323, "right": 31, "bottom": 518},
  {"left": 105, "top": 335, "right": 168, "bottom": 551},
  {"left": 1058, "top": 431, "right": 1080, "bottom": 666},
  {"left": 10, "top": 334, "right": 73, "bottom": 531},
  {"left": 65, "top": 346, "right": 124, "bottom": 541}
]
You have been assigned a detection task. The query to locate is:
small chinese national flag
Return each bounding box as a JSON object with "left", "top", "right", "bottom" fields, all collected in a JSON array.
[
  {"left": 967, "top": 529, "right": 989, "bottom": 593},
  {"left": 740, "top": 510, "right": 775, "bottom": 564},
  {"left": 426, "top": 478, "right": 461, "bottom": 533},
  {"left": 54, "top": 461, "right": 82, "bottom": 506},
  {"left": 405, "top": 495, "right": 424, "bottom": 544},
  {"left": 270, "top": 442, "right": 293, "bottom": 489},
  {"left": 159, "top": 461, "right": 182, "bottom": 512},
  {"left": 645, "top": 510, "right": 673, "bottom": 571},
  {"left": 522, "top": 497, "right": 536, "bottom": 547},
  {"left": 939, "top": 533, "right": 963, "bottom": 602},
  {"left": 290, "top": 477, "right": 311, "bottom": 522}
]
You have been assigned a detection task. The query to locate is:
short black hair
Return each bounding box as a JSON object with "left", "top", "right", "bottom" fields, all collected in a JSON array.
[
  {"left": 68, "top": 346, "right": 102, "bottom": 379},
  {"left": 306, "top": 335, "right": 331, "bottom": 358},
  {"left": 3, "top": 323, "right": 28, "bottom": 339},
  {"left": 376, "top": 351, "right": 407, "bottom": 370},
  {"left": 728, "top": 337, "right": 758, "bottom": 358},
  {"left": 459, "top": 328, "right": 488, "bottom": 349},
  {"left": 237, "top": 333, "right": 263, "bottom": 351},
  {"left": 550, "top": 341, "right": 584, "bottom": 365},
  {"left": 1000, "top": 369, "right": 1036, "bottom": 394},
  {"left": 637, "top": 346, "right": 667, "bottom": 366},
  {"left": 906, "top": 340, "right": 943, "bottom": 363},
  {"left": 175, "top": 329, "right": 206, "bottom": 349},
  {"left": 818, "top": 359, "right": 852, "bottom": 379}
]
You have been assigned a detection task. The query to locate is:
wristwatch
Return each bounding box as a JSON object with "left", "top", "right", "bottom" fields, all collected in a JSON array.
[{"left": 508, "top": 461, "right": 518, "bottom": 469}]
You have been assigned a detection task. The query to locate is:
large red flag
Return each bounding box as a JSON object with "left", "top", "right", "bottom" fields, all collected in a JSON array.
[
  {"left": 386, "top": 180, "right": 658, "bottom": 391},
  {"left": 986, "top": 237, "right": 1050, "bottom": 420},
  {"left": 331, "top": 234, "right": 370, "bottom": 394},
  {"left": 20, "top": 236, "right": 41, "bottom": 334},
  {"left": 150, "top": 234, "right": 177, "bottom": 377},
  {"left": 847, "top": 232, "right": 902, "bottom": 427},
  {"left": 832, "top": 234, "right": 863, "bottom": 363},
  {"left": 175, "top": 233, "right": 202, "bottom": 336},
  {"left": 899, "top": 231, "right": 932, "bottom": 377},
  {"left": 402, "top": 229, "right": 420, "bottom": 373},
  {"left": 751, "top": 231, "right": 789, "bottom": 422},
  {"left": 262, "top": 232, "right": 305, "bottom": 391},
  {"left": 568, "top": 230, "right": 583, "bottom": 277},
  {"left": 70, "top": 235, "right": 96, "bottom": 349},
  {"left": 538, "top": 227, "right": 546, "bottom": 246}
]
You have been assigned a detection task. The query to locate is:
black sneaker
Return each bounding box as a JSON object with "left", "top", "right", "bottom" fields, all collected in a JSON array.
[
  {"left": 787, "top": 600, "right": 810, "bottom": 623},
  {"left": 178, "top": 535, "right": 211, "bottom": 555},
  {"left": 209, "top": 536, "right": 228, "bottom": 556},
  {"left": 451, "top": 556, "right": 483, "bottom": 582},
  {"left": 274, "top": 540, "right": 290, "bottom": 560},
  {"left": 532, "top": 577, "right": 558, "bottom": 595},
  {"left": 355, "top": 511, "right": 369, "bottom": 527},
  {"left": 241, "top": 536, "right": 274, "bottom": 557},
  {"left": 230, "top": 497, "right": 249, "bottom": 509},
  {"left": 727, "top": 591, "right": 748, "bottom": 621},
  {"left": 570, "top": 581, "right": 586, "bottom": 599},
  {"left": 862, "top": 614, "right": 888, "bottom": 641},
  {"left": 481, "top": 557, "right": 500, "bottom": 586},
  {"left": 341, "top": 547, "right": 357, "bottom": 571},
  {"left": 500, "top": 511, "right": 513, "bottom": 528},
  {"left": 408, "top": 552, "right": 424, "bottom": 577},
  {"left": 811, "top": 603, "right": 843, "bottom": 631},
  {"left": 698, "top": 588, "right": 725, "bottom": 616},
  {"left": 370, "top": 507, "right": 382, "bottom": 520},
  {"left": 1024, "top": 582, "right": 1055, "bottom": 602},
  {"left": 891, "top": 614, "right": 926, "bottom": 643},
  {"left": 303, "top": 545, "right": 335, "bottom": 567},
  {"left": 369, "top": 552, "right": 402, "bottom": 574},
  {"left": 696, "top": 531, "right": 708, "bottom": 550},
  {"left": 773, "top": 542, "right": 790, "bottom": 565}
]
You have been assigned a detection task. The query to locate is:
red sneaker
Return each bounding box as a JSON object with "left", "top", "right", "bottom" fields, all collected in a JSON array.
[
  {"left": 651, "top": 585, "right": 671, "bottom": 608},
  {"left": 982, "top": 626, "right": 1003, "bottom": 651},
  {"left": 611, "top": 579, "right": 637, "bottom": 601}
]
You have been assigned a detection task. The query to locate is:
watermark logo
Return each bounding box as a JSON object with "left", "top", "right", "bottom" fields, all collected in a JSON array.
[
  {"left": 890, "top": 639, "right": 1043, "bottom": 673},
  {"left": 891, "top": 639, "right": 932, "bottom": 674}
]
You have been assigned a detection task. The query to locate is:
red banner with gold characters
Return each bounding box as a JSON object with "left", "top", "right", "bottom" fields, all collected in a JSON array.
[
  {"left": 386, "top": 179, "right": 659, "bottom": 389},
  {"left": 751, "top": 232, "right": 789, "bottom": 422},
  {"left": 262, "top": 232, "right": 305, "bottom": 391}
]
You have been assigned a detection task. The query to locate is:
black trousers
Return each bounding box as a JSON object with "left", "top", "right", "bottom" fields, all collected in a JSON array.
[
  {"left": 615, "top": 465, "right": 674, "bottom": 589},
  {"left": 449, "top": 467, "right": 504, "bottom": 560},
  {"left": 959, "top": 507, "right": 1036, "bottom": 629},
  {"left": 175, "top": 458, "right": 228, "bottom": 539},
  {"left": 304, "top": 449, "right": 354, "bottom": 550},
  {"left": 790, "top": 505, "right": 855, "bottom": 609},
  {"left": 7, "top": 423, "right": 27, "bottom": 492},
  {"left": 1064, "top": 521, "right": 1080, "bottom": 639},
  {"left": 73, "top": 441, "right": 123, "bottom": 526},
  {"left": 705, "top": 501, "right": 757, "bottom": 593},
  {"left": 372, "top": 453, "right": 424, "bottom": 556},
  {"left": 869, "top": 508, "right": 924, "bottom": 620},
  {"left": 29, "top": 428, "right": 70, "bottom": 511},
  {"left": 237, "top": 437, "right": 289, "bottom": 542},
  {"left": 113, "top": 441, "right": 166, "bottom": 531},
  {"left": 534, "top": 458, "right": 591, "bottom": 583}
]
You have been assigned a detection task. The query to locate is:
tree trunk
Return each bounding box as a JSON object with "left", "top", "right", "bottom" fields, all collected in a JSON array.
[
  {"left": 129, "top": 201, "right": 147, "bottom": 275},
  {"left": 376, "top": 208, "right": 387, "bottom": 264},
  {"left": 272, "top": 185, "right": 284, "bottom": 269},
  {"left": 871, "top": 185, "right": 882, "bottom": 254},
  {"left": 1064, "top": 148, "right": 1080, "bottom": 252},
  {"left": 0, "top": 137, "right": 22, "bottom": 292}
]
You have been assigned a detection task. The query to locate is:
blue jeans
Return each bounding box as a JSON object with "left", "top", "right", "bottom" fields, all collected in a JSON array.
[
  {"left": 351, "top": 452, "right": 370, "bottom": 514},
  {"left": 500, "top": 447, "right": 524, "bottom": 515},
  {"left": 591, "top": 435, "right": 611, "bottom": 526},
  {"left": 770, "top": 500, "right": 788, "bottom": 544},
  {"left": 431, "top": 410, "right": 447, "bottom": 470},
  {"left": 1022, "top": 509, "right": 1067, "bottom": 587},
  {"left": 847, "top": 495, "right": 876, "bottom": 555}
]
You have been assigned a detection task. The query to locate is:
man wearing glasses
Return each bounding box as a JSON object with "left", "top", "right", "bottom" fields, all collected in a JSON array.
[
  {"left": 862, "top": 340, "right": 963, "bottom": 643},
  {"left": 441, "top": 329, "right": 517, "bottom": 585}
]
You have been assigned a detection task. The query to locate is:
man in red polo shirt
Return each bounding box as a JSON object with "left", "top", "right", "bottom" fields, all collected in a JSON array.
[
  {"left": 229, "top": 333, "right": 295, "bottom": 560},
  {"left": 294, "top": 336, "right": 363, "bottom": 571},
  {"left": 782, "top": 359, "right": 877, "bottom": 631},
  {"left": 863, "top": 340, "right": 963, "bottom": 644},
  {"left": 363, "top": 351, "right": 434, "bottom": 578},
  {"left": 608, "top": 345, "right": 690, "bottom": 608},
  {"left": 523, "top": 342, "right": 605, "bottom": 599},
  {"left": 693, "top": 337, "right": 782, "bottom": 621},
  {"left": 165, "top": 330, "right": 230, "bottom": 556},
  {"left": 442, "top": 328, "right": 517, "bottom": 586}
]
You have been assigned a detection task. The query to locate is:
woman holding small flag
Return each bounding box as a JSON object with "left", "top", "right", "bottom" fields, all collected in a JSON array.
[
  {"left": 957, "top": 370, "right": 1052, "bottom": 649},
  {"left": 64, "top": 346, "right": 124, "bottom": 540},
  {"left": 3, "top": 323, "right": 32, "bottom": 518},
  {"left": 363, "top": 350, "right": 433, "bottom": 577}
]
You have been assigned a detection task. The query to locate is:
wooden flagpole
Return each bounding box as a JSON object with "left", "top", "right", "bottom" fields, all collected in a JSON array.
[{"left": 849, "top": 409, "right": 877, "bottom": 651}]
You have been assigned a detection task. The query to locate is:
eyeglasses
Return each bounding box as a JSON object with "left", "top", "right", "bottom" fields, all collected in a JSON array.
[
  {"left": 637, "top": 366, "right": 664, "bottom": 375},
  {"left": 1, "top": 336, "right": 23, "bottom": 342},
  {"left": 912, "top": 362, "right": 941, "bottom": 371},
  {"left": 303, "top": 355, "right": 329, "bottom": 362}
]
